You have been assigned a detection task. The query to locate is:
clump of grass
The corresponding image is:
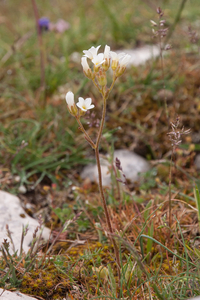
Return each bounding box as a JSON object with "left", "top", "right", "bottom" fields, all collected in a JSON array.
[{"left": 0, "top": 106, "right": 89, "bottom": 193}]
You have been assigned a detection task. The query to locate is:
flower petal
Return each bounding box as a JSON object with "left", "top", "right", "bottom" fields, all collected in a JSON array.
[
  {"left": 66, "top": 91, "right": 74, "bottom": 106},
  {"left": 77, "top": 102, "right": 87, "bottom": 111},
  {"left": 120, "top": 54, "right": 131, "bottom": 67},
  {"left": 81, "top": 57, "right": 89, "bottom": 72},
  {"left": 84, "top": 98, "right": 92, "bottom": 107},
  {"left": 92, "top": 53, "right": 105, "bottom": 66},
  {"left": 104, "top": 45, "right": 110, "bottom": 60},
  {"left": 83, "top": 45, "right": 101, "bottom": 59},
  {"left": 77, "top": 97, "right": 85, "bottom": 106}
]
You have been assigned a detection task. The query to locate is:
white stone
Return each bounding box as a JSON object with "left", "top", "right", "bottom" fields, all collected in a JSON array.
[
  {"left": 0, "top": 289, "right": 37, "bottom": 300},
  {"left": 0, "top": 190, "right": 50, "bottom": 255},
  {"left": 116, "top": 45, "right": 160, "bottom": 66},
  {"left": 81, "top": 150, "right": 150, "bottom": 186},
  {"left": 18, "top": 184, "right": 27, "bottom": 194}
]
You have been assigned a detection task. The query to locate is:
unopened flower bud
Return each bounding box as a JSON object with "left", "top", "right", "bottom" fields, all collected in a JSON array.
[
  {"left": 165, "top": 44, "right": 172, "bottom": 50},
  {"left": 150, "top": 20, "right": 157, "bottom": 27},
  {"left": 110, "top": 58, "right": 119, "bottom": 71},
  {"left": 66, "top": 92, "right": 78, "bottom": 116},
  {"left": 81, "top": 57, "right": 93, "bottom": 79},
  {"left": 157, "top": 7, "right": 162, "bottom": 15},
  {"left": 96, "top": 70, "right": 107, "bottom": 87}
]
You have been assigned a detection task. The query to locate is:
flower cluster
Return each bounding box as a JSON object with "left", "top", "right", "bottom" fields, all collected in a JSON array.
[
  {"left": 81, "top": 45, "right": 131, "bottom": 79},
  {"left": 66, "top": 45, "right": 131, "bottom": 116},
  {"left": 66, "top": 91, "right": 94, "bottom": 116}
]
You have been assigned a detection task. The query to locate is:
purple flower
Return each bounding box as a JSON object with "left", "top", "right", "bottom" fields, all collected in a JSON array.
[{"left": 38, "top": 17, "right": 50, "bottom": 31}]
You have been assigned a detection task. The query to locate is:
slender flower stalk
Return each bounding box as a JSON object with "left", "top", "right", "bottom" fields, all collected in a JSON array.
[
  {"left": 75, "top": 116, "right": 96, "bottom": 149},
  {"left": 65, "top": 45, "right": 131, "bottom": 285},
  {"left": 31, "top": 0, "right": 46, "bottom": 107},
  {"left": 167, "top": 116, "right": 190, "bottom": 228},
  {"left": 151, "top": 7, "right": 170, "bottom": 123},
  {"left": 94, "top": 93, "right": 121, "bottom": 277}
]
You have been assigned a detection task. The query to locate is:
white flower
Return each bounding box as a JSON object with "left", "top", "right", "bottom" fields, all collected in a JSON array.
[
  {"left": 92, "top": 53, "right": 105, "bottom": 67},
  {"left": 119, "top": 54, "right": 131, "bottom": 67},
  {"left": 104, "top": 45, "right": 110, "bottom": 61},
  {"left": 115, "top": 54, "right": 131, "bottom": 77},
  {"left": 76, "top": 97, "right": 94, "bottom": 112},
  {"left": 66, "top": 91, "right": 75, "bottom": 107},
  {"left": 83, "top": 45, "right": 101, "bottom": 60},
  {"left": 81, "top": 56, "right": 90, "bottom": 72},
  {"left": 110, "top": 51, "right": 125, "bottom": 70},
  {"left": 110, "top": 51, "right": 126, "bottom": 62},
  {"left": 66, "top": 91, "right": 78, "bottom": 116},
  {"left": 102, "top": 45, "right": 110, "bottom": 71}
]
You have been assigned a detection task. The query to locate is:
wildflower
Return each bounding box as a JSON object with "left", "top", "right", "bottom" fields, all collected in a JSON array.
[
  {"left": 92, "top": 53, "right": 105, "bottom": 66},
  {"left": 116, "top": 54, "right": 131, "bottom": 77},
  {"left": 119, "top": 54, "right": 131, "bottom": 67},
  {"left": 66, "top": 91, "right": 78, "bottom": 116},
  {"left": 66, "top": 91, "right": 74, "bottom": 107},
  {"left": 104, "top": 45, "right": 110, "bottom": 60},
  {"left": 83, "top": 45, "right": 101, "bottom": 60},
  {"left": 38, "top": 17, "right": 50, "bottom": 31},
  {"left": 54, "top": 19, "right": 70, "bottom": 33},
  {"left": 76, "top": 97, "right": 94, "bottom": 112},
  {"left": 110, "top": 51, "right": 125, "bottom": 71},
  {"left": 102, "top": 45, "right": 110, "bottom": 71},
  {"left": 81, "top": 57, "right": 90, "bottom": 73},
  {"left": 92, "top": 53, "right": 105, "bottom": 72},
  {"left": 81, "top": 57, "right": 93, "bottom": 79}
]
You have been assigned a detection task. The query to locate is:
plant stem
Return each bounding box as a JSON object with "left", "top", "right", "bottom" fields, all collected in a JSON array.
[
  {"left": 31, "top": 0, "right": 46, "bottom": 107},
  {"left": 95, "top": 95, "right": 121, "bottom": 283},
  {"left": 75, "top": 116, "right": 96, "bottom": 149},
  {"left": 75, "top": 75, "right": 121, "bottom": 283},
  {"left": 158, "top": 22, "right": 169, "bottom": 125},
  {"left": 168, "top": 149, "right": 173, "bottom": 228}
]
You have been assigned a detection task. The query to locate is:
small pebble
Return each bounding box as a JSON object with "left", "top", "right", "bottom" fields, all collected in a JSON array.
[
  {"left": 154, "top": 89, "right": 173, "bottom": 102},
  {"left": 18, "top": 185, "right": 27, "bottom": 194}
]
